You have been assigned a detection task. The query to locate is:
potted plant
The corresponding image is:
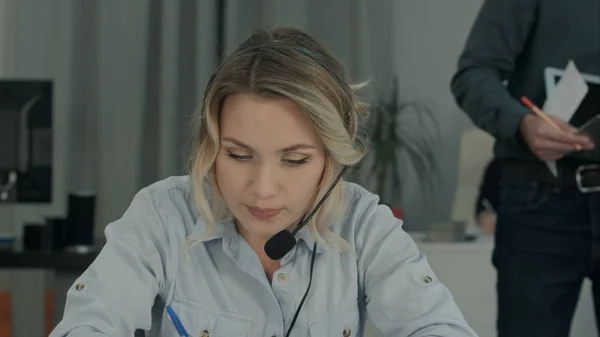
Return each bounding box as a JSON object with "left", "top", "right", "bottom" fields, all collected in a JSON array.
[{"left": 355, "top": 78, "right": 440, "bottom": 219}]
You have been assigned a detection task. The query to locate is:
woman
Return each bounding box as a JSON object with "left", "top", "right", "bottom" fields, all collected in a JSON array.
[{"left": 50, "top": 27, "right": 477, "bottom": 337}]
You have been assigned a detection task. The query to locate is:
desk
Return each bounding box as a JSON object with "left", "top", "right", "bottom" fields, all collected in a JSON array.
[
  {"left": 0, "top": 249, "right": 146, "bottom": 337},
  {"left": 2, "top": 240, "right": 596, "bottom": 337},
  {"left": 0, "top": 250, "right": 99, "bottom": 337},
  {"left": 0, "top": 250, "right": 97, "bottom": 271}
]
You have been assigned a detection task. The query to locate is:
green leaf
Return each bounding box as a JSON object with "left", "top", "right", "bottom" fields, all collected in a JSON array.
[{"left": 359, "top": 77, "right": 441, "bottom": 205}]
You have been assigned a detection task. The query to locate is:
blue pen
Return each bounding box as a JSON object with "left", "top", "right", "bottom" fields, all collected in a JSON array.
[{"left": 166, "top": 305, "right": 190, "bottom": 337}]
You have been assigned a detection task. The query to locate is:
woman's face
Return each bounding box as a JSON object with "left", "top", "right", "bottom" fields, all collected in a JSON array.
[{"left": 215, "top": 93, "right": 326, "bottom": 240}]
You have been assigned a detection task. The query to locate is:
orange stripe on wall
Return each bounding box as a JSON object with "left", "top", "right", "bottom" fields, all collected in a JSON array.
[
  {"left": 0, "top": 290, "right": 54, "bottom": 337},
  {"left": 0, "top": 291, "right": 11, "bottom": 337},
  {"left": 45, "top": 291, "right": 54, "bottom": 337}
]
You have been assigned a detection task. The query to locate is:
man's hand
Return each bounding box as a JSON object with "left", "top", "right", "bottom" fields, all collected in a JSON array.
[
  {"left": 519, "top": 114, "right": 594, "bottom": 161},
  {"left": 476, "top": 211, "right": 496, "bottom": 235}
]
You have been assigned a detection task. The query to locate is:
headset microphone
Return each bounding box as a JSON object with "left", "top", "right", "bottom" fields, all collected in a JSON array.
[{"left": 264, "top": 166, "right": 349, "bottom": 260}]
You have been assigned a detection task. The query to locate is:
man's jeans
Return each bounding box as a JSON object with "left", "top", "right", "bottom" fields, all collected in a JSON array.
[{"left": 494, "top": 174, "right": 600, "bottom": 337}]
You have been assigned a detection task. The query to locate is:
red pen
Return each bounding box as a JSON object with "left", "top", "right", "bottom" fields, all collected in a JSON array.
[{"left": 520, "top": 96, "right": 582, "bottom": 151}]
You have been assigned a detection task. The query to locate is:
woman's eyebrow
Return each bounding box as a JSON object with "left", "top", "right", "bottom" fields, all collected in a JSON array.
[
  {"left": 222, "top": 137, "right": 252, "bottom": 149},
  {"left": 221, "top": 137, "right": 316, "bottom": 152},
  {"left": 280, "top": 144, "right": 316, "bottom": 152}
]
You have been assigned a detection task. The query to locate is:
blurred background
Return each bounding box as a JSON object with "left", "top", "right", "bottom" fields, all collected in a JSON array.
[{"left": 0, "top": 0, "right": 595, "bottom": 336}]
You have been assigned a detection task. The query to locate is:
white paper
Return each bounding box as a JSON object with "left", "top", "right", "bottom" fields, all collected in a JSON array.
[
  {"left": 541, "top": 60, "right": 589, "bottom": 176},
  {"left": 542, "top": 60, "right": 589, "bottom": 121}
]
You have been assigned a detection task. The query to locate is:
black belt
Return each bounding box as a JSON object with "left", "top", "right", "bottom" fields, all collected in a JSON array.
[{"left": 500, "top": 159, "right": 600, "bottom": 193}]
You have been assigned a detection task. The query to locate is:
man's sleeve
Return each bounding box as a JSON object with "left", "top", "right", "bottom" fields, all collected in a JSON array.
[{"left": 451, "top": 0, "right": 539, "bottom": 146}]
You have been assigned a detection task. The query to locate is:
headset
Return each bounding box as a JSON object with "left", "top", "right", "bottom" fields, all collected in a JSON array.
[{"left": 201, "top": 42, "right": 354, "bottom": 337}]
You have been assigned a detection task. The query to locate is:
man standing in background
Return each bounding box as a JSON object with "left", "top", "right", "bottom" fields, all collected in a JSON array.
[{"left": 451, "top": 0, "right": 600, "bottom": 336}]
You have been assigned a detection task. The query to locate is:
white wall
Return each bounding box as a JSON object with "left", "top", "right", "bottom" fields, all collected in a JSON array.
[
  {"left": 0, "top": 0, "right": 10, "bottom": 299},
  {"left": 0, "top": 0, "right": 15, "bottom": 232},
  {"left": 393, "top": 0, "right": 482, "bottom": 231},
  {"left": 0, "top": 0, "right": 73, "bottom": 236},
  {"left": 0, "top": 0, "right": 7, "bottom": 75},
  {"left": 0, "top": 2, "right": 74, "bottom": 336}
]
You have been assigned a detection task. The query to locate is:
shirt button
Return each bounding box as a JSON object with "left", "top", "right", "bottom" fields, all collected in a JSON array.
[
  {"left": 277, "top": 273, "right": 288, "bottom": 282},
  {"left": 200, "top": 330, "right": 210, "bottom": 337},
  {"left": 343, "top": 327, "right": 351, "bottom": 336},
  {"left": 423, "top": 276, "right": 433, "bottom": 284},
  {"left": 75, "top": 283, "right": 85, "bottom": 291}
]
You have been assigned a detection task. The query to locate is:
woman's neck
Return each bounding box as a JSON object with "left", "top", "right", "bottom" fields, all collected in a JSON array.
[{"left": 235, "top": 222, "right": 281, "bottom": 282}]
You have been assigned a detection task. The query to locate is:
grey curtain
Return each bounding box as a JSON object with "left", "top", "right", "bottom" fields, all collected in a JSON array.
[
  {"left": 0, "top": 1, "right": 394, "bottom": 336},
  {"left": 0, "top": 0, "right": 395, "bottom": 238},
  {"left": 0, "top": 0, "right": 219, "bottom": 237}
]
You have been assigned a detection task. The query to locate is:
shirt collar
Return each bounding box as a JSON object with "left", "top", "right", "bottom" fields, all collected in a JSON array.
[
  {"left": 189, "top": 217, "right": 326, "bottom": 255},
  {"left": 295, "top": 226, "right": 326, "bottom": 254},
  {"left": 191, "top": 218, "right": 237, "bottom": 242}
]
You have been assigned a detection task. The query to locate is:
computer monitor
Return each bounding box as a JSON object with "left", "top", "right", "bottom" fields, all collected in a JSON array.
[{"left": 0, "top": 80, "right": 53, "bottom": 203}]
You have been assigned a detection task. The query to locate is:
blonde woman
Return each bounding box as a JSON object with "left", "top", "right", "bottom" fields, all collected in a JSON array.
[{"left": 50, "top": 27, "right": 477, "bottom": 337}]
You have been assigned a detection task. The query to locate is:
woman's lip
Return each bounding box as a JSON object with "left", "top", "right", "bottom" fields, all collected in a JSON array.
[
  {"left": 250, "top": 206, "right": 279, "bottom": 212},
  {"left": 247, "top": 206, "right": 282, "bottom": 219}
]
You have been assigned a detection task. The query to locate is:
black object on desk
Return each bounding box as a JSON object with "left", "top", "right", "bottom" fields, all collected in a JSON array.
[
  {"left": 65, "top": 192, "right": 96, "bottom": 250},
  {"left": 22, "top": 218, "right": 68, "bottom": 252},
  {"left": 22, "top": 223, "right": 45, "bottom": 251},
  {"left": 0, "top": 250, "right": 98, "bottom": 272},
  {"left": 46, "top": 217, "right": 68, "bottom": 251}
]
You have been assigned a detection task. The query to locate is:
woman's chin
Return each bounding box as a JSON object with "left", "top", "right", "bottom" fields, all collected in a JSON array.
[
  {"left": 235, "top": 218, "right": 284, "bottom": 238},
  {"left": 234, "top": 211, "right": 300, "bottom": 238}
]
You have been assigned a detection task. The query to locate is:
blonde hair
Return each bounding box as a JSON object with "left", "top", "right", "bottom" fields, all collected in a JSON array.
[{"left": 186, "top": 26, "right": 369, "bottom": 250}]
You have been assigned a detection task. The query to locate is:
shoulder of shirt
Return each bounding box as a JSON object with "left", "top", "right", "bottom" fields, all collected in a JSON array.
[
  {"left": 134, "top": 175, "right": 195, "bottom": 209},
  {"left": 343, "top": 181, "right": 379, "bottom": 208},
  {"left": 139, "top": 175, "right": 194, "bottom": 195},
  {"left": 128, "top": 175, "right": 203, "bottom": 235},
  {"left": 335, "top": 181, "right": 388, "bottom": 232}
]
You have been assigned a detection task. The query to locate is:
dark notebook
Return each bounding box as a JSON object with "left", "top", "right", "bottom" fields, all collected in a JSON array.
[
  {"left": 571, "top": 82, "right": 599, "bottom": 128},
  {"left": 577, "top": 115, "right": 600, "bottom": 161}
]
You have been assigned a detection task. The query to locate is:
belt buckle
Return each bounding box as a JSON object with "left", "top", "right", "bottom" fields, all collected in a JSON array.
[{"left": 575, "top": 164, "right": 600, "bottom": 193}]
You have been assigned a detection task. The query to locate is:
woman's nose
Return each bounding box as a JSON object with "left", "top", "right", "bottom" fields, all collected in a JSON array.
[{"left": 252, "top": 163, "right": 279, "bottom": 199}]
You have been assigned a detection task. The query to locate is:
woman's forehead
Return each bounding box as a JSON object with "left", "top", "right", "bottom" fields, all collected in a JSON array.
[{"left": 219, "top": 93, "right": 321, "bottom": 150}]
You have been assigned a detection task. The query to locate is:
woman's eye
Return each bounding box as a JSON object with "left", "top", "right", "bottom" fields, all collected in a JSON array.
[
  {"left": 284, "top": 158, "right": 309, "bottom": 166},
  {"left": 226, "top": 151, "right": 308, "bottom": 166},
  {"left": 227, "top": 152, "right": 252, "bottom": 161}
]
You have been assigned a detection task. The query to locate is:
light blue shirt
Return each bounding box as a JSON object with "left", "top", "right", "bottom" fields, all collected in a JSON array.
[{"left": 50, "top": 176, "right": 478, "bottom": 337}]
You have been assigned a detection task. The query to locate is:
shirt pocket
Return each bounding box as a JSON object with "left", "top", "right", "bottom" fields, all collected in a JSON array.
[
  {"left": 161, "top": 296, "right": 251, "bottom": 337},
  {"left": 307, "top": 303, "right": 360, "bottom": 337}
]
